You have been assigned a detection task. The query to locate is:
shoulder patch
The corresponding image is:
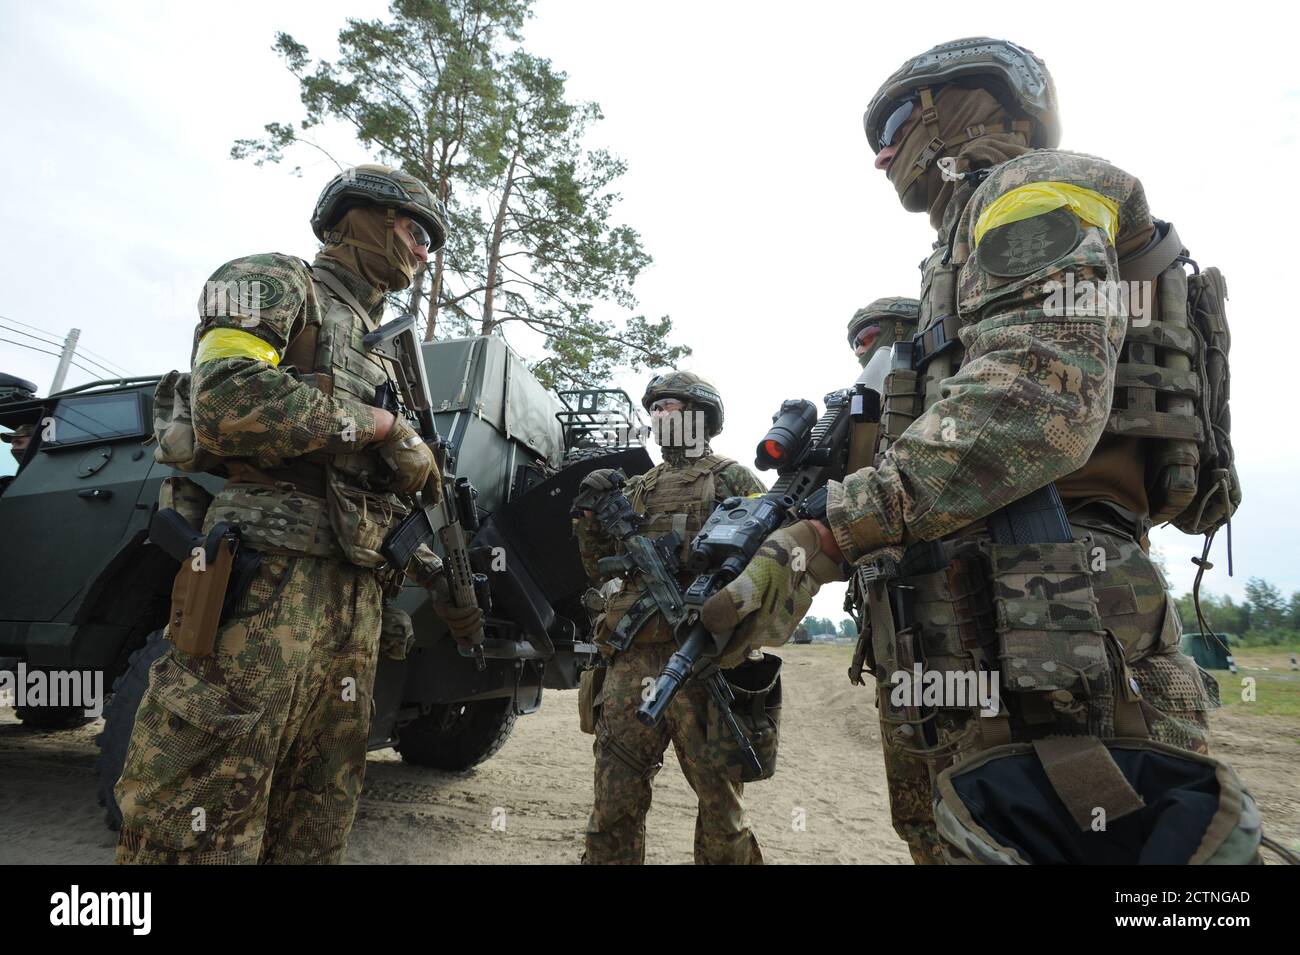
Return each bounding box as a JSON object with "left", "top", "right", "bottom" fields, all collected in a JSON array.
[
  {"left": 976, "top": 207, "right": 1082, "bottom": 278},
  {"left": 199, "top": 254, "right": 307, "bottom": 320}
]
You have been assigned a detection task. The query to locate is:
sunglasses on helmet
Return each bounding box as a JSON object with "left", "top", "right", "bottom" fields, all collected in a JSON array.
[
  {"left": 400, "top": 216, "right": 432, "bottom": 248},
  {"left": 877, "top": 98, "right": 919, "bottom": 149}
]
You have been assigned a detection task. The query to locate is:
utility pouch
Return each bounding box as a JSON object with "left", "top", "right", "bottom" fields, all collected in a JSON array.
[
  {"left": 578, "top": 665, "right": 607, "bottom": 735},
  {"left": 710, "top": 653, "right": 783, "bottom": 783},
  {"left": 325, "top": 467, "right": 406, "bottom": 569},
  {"left": 988, "top": 541, "right": 1107, "bottom": 698},
  {"left": 168, "top": 524, "right": 240, "bottom": 657}
]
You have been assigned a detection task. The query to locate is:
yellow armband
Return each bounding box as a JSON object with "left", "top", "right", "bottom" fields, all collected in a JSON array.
[
  {"left": 194, "top": 328, "right": 281, "bottom": 367},
  {"left": 975, "top": 182, "right": 1120, "bottom": 246}
]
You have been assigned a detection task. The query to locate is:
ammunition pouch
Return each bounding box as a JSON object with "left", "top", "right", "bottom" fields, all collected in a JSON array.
[
  {"left": 325, "top": 466, "right": 408, "bottom": 569},
  {"left": 709, "top": 653, "right": 783, "bottom": 783},
  {"left": 988, "top": 540, "right": 1107, "bottom": 711},
  {"left": 933, "top": 737, "right": 1263, "bottom": 864},
  {"left": 578, "top": 664, "right": 607, "bottom": 735}
]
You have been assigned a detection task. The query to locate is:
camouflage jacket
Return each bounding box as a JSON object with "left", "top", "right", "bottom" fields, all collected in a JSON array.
[
  {"left": 827, "top": 149, "right": 1154, "bottom": 561},
  {"left": 190, "top": 254, "right": 382, "bottom": 462}
]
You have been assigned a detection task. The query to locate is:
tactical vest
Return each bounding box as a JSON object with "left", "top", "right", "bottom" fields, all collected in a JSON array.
[
  {"left": 859, "top": 169, "right": 1231, "bottom": 773},
  {"left": 878, "top": 207, "right": 1236, "bottom": 539},
  {"left": 204, "top": 264, "right": 407, "bottom": 568},
  {"left": 600, "top": 453, "right": 736, "bottom": 645}
]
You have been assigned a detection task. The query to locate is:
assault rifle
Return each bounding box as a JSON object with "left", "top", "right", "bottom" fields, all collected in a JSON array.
[
  {"left": 635, "top": 385, "right": 873, "bottom": 731},
  {"left": 364, "top": 313, "right": 488, "bottom": 670},
  {"left": 586, "top": 471, "right": 763, "bottom": 777}
]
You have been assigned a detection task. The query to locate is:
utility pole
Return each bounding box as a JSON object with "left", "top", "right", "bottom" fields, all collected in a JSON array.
[{"left": 49, "top": 327, "right": 81, "bottom": 393}]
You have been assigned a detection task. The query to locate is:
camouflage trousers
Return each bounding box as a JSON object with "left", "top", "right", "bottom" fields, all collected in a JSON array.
[
  {"left": 583, "top": 642, "right": 763, "bottom": 865},
  {"left": 115, "top": 554, "right": 382, "bottom": 864},
  {"left": 871, "top": 523, "right": 1213, "bottom": 864}
]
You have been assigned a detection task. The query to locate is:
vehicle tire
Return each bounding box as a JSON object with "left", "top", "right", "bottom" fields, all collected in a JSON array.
[
  {"left": 12, "top": 662, "right": 97, "bottom": 729},
  {"left": 395, "top": 698, "right": 518, "bottom": 771},
  {"left": 96, "top": 628, "right": 169, "bottom": 830}
]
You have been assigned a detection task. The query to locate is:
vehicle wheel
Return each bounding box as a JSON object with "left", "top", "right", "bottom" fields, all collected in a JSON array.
[
  {"left": 12, "top": 662, "right": 97, "bottom": 729},
  {"left": 395, "top": 698, "right": 518, "bottom": 771},
  {"left": 96, "top": 629, "right": 169, "bottom": 830}
]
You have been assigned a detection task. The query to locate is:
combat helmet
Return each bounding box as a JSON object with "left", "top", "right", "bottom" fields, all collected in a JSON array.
[
  {"left": 847, "top": 296, "right": 921, "bottom": 349},
  {"left": 863, "top": 38, "right": 1059, "bottom": 196},
  {"left": 311, "top": 163, "right": 448, "bottom": 251},
  {"left": 642, "top": 371, "right": 724, "bottom": 437}
]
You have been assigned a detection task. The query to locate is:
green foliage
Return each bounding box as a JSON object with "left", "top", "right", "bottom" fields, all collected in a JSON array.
[
  {"left": 799, "top": 616, "right": 854, "bottom": 637},
  {"left": 1178, "top": 577, "right": 1300, "bottom": 650},
  {"left": 232, "top": 0, "right": 688, "bottom": 388}
]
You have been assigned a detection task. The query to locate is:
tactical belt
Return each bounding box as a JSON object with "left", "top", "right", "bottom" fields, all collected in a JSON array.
[{"left": 225, "top": 459, "right": 328, "bottom": 498}]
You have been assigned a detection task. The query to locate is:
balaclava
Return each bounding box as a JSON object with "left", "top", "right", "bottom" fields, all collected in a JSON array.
[
  {"left": 887, "top": 85, "right": 1032, "bottom": 229},
  {"left": 318, "top": 205, "right": 420, "bottom": 293}
]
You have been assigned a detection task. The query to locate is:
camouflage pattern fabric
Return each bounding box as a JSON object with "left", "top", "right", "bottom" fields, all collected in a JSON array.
[
  {"left": 116, "top": 247, "right": 404, "bottom": 865},
  {"left": 826, "top": 150, "right": 1151, "bottom": 562},
  {"left": 702, "top": 520, "right": 844, "bottom": 666},
  {"left": 583, "top": 642, "right": 763, "bottom": 865},
  {"left": 189, "top": 254, "right": 380, "bottom": 464},
  {"left": 115, "top": 554, "right": 382, "bottom": 864},
  {"left": 863, "top": 523, "right": 1211, "bottom": 859}
]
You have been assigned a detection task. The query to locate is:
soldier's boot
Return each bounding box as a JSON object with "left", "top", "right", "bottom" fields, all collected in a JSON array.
[
  {"left": 582, "top": 647, "right": 671, "bottom": 865},
  {"left": 261, "top": 581, "right": 382, "bottom": 864},
  {"left": 668, "top": 678, "right": 763, "bottom": 865}
]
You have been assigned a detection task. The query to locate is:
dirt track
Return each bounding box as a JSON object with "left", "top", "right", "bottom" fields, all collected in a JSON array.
[{"left": 1, "top": 643, "right": 1296, "bottom": 864}]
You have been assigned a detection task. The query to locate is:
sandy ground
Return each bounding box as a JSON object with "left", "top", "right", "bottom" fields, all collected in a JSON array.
[{"left": 1, "top": 643, "right": 1296, "bottom": 864}]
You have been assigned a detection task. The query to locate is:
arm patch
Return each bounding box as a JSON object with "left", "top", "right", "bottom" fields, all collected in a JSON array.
[
  {"left": 195, "top": 254, "right": 308, "bottom": 351},
  {"left": 977, "top": 206, "right": 1083, "bottom": 278}
]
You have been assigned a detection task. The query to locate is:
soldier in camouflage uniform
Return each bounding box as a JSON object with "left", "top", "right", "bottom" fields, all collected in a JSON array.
[
  {"left": 702, "top": 39, "right": 1229, "bottom": 863},
  {"left": 115, "top": 164, "right": 482, "bottom": 864},
  {"left": 847, "top": 297, "right": 918, "bottom": 370},
  {"left": 574, "top": 372, "right": 767, "bottom": 864}
]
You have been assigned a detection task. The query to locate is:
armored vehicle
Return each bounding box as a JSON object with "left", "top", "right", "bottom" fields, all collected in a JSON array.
[{"left": 0, "top": 337, "right": 651, "bottom": 827}]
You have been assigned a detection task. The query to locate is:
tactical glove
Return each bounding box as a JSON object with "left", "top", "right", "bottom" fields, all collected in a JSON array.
[
  {"left": 701, "top": 520, "right": 846, "bottom": 668},
  {"left": 434, "top": 600, "right": 486, "bottom": 649},
  {"left": 571, "top": 467, "right": 623, "bottom": 514},
  {"left": 377, "top": 416, "right": 438, "bottom": 494}
]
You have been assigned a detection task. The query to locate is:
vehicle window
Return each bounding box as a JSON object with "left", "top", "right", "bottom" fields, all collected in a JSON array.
[{"left": 44, "top": 392, "right": 147, "bottom": 447}]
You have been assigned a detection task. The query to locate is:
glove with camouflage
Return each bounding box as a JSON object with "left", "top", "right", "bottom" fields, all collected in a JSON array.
[
  {"left": 701, "top": 520, "right": 845, "bottom": 667},
  {"left": 571, "top": 467, "right": 623, "bottom": 515},
  {"left": 377, "top": 416, "right": 439, "bottom": 494}
]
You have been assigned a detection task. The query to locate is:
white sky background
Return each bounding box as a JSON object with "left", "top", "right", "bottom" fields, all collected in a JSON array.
[{"left": 1, "top": 0, "right": 1297, "bottom": 621}]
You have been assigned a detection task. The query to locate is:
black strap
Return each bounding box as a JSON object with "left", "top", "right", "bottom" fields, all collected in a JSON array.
[{"left": 911, "top": 314, "right": 961, "bottom": 371}]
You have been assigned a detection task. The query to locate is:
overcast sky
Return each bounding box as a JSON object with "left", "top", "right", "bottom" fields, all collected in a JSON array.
[{"left": 1, "top": 0, "right": 1296, "bottom": 618}]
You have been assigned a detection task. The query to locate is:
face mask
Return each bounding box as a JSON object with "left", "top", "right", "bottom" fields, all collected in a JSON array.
[{"left": 320, "top": 205, "right": 420, "bottom": 292}]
